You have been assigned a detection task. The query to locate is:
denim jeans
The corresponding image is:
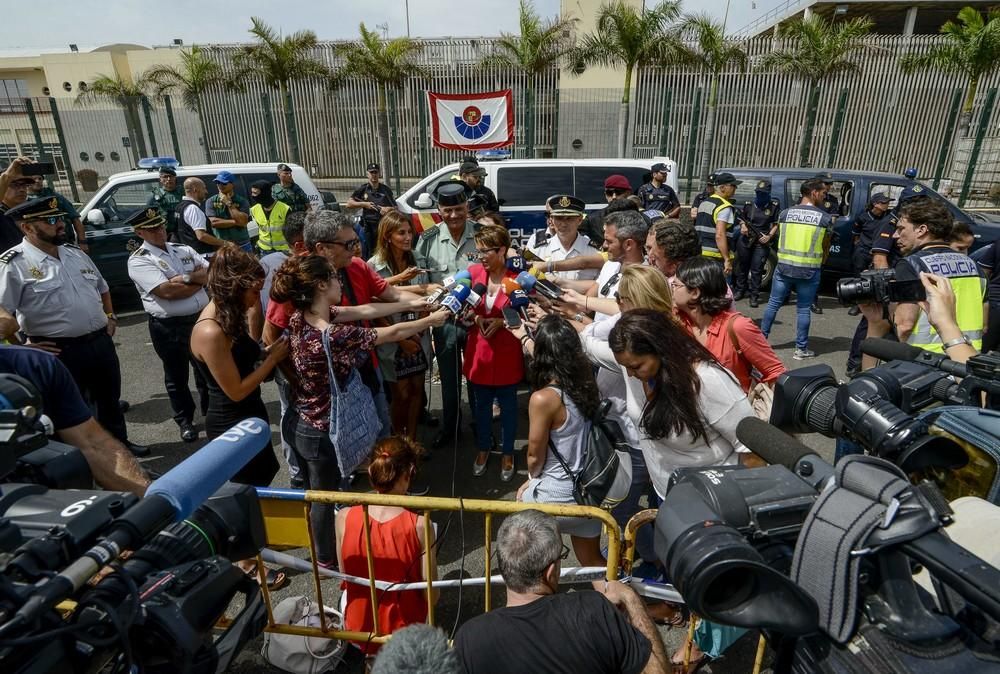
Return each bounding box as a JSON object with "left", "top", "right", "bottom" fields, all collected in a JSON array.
[
  {"left": 291, "top": 416, "right": 343, "bottom": 566},
  {"left": 760, "top": 267, "right": 821, "bottom": 350},
  {"left": 469, "top": 382, "right": 518, "bottom": 455},
  {"left": 610, "top": 446, "right": 657, "bottom": 564},
  {"left": 275, "top": 372, "right": 300, "bottom": 482}
]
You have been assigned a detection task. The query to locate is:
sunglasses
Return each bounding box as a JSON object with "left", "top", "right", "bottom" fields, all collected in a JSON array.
[
  {"left": 605, "top": 189, "right": 629, "bottom": 197},
  {"left": 551, "top": 543, "right": 570, "bottom": 564},
  {"left": 323, "top": 238, "right": 360, "bottom": 250}
]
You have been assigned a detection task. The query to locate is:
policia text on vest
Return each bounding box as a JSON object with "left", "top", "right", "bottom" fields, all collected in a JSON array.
[{"left": 900, "top": 245, "right": 985, "bottom": 353}]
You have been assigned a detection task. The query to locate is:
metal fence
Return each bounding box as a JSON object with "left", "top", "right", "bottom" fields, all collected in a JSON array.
[{"left": 4, "top": 34, "right": 1000, "bottom": 207}]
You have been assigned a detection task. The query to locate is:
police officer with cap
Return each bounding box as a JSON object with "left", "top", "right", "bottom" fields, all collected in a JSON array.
[
  {"left": 734, "top": 179, "right": 780, "bottom": 307},
  {"left": 272, "top": 162, "right": 311, "bottom": 213},
  {"left": 348, "top": 162, "right": 395, "bottom": 259},
  {"left": 147, "top": 165, "right": 185, "bottom": 241},
  {"left": 126, "top": 207, "right": 210, "bottom": 443},
  {"left": 694, "top": 171, "right": 739, "bottom": 275},
  {"left": 459, "top": 160, "right": 499, "bottom": 212},
  {"left": 815, "top": 172, "right": 841, "bottom": 216},
  {"left": 415, "top": 180, "right": 478, "bottom": 448},
  {"left": 637, "top": 162, "right": 680, "bottom": 217},
  {"left": 0, "top": 196, "right": 147, "bottom": 456},
  {"left": 535, "top": 194, "right": 600, "bottom": 281}
]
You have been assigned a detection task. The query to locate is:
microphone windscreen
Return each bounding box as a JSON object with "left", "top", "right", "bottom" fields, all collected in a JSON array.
[
  {"left": 515, "top": 271, "right": 537, "bottom": 292},
  {"left": 456, "top": 278, "right": 472, "bottom": 288},
  {"left": 451, "top": 284, "right": 471, "bottom": 303},
  {"left": 472, "top": 283, "right": 488, "bottom": 295},
  {"left": 860, "top": 338, "right": 923, "bottom": 363},
  {"left": 146, "top": 417, "right": 270, "bottom": 520},
  {"left": 735, "top": 417, "right": 813, "bottom": 470},
  {"left": 500, "top": 278, "right": 521, "bottom": 295},
  {"left": 454, "top": 269, "right": 472, "bottom": 283}
]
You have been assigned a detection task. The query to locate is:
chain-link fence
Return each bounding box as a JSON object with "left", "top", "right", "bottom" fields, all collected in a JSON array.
[{"left": 3, "top": 34, "right": 1000, "bottom": 208}]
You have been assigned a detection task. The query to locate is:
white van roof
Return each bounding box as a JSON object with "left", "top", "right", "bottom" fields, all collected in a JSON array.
[{"left": 101, "top": 163, "right": 304, "bottom": 184}]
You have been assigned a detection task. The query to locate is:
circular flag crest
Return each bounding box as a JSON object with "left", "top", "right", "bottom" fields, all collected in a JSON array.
[{"left": 455, "top": 105, "right": 492, "bottom": 140}]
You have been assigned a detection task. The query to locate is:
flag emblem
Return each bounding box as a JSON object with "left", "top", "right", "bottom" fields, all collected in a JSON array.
[{"left": 429, "top": 90, "right": 514, "bottom": 151}]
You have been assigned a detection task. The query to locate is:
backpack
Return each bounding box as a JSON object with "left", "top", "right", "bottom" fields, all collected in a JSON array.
[{"left": 547, "top": 399, "right": 634, "bottom": 509}]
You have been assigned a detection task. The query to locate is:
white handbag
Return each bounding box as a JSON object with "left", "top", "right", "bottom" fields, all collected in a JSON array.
[{"left": 261, "top": 596, "right": 347, "bottom": 674}]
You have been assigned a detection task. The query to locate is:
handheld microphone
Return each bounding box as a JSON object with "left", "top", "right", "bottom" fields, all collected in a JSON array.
[
  {"left": 506, "top": 256, "right": 528, "bottom": 274},
  {"left": 502, "top": 278, "right": 532, "bottom": 323},
  {"left": 861, "top": 338, "right": 968, "bottom": 378},
  {"left": 0, "top": 417, "right": 271, "bottom": 635},
  {"left": 454, "top": 269, "right": 472, "bottom": 285},
  {"left": 426, "top": 275, "right": 461, "bottom": 304},
  {"left": 515, "top": 271, "right": 537, "bottom": 293},
  {"left": 735, "top": 417, "right": 835, "bottom": 491},
  {"left": 468, "top": 282, "right": 487, "bottom": 309},
  {"left": 441, "top": 284, "right": 471, "bottom": 316}
]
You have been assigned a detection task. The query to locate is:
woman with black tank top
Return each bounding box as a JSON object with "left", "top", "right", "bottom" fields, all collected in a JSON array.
[{"left": 190, "top": 245, "right": 288, "bottom": 487}]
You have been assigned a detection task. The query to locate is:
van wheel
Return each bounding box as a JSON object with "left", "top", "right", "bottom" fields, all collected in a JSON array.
[{"left": 761, "top": 249, "right": 778, "bottom": 289}]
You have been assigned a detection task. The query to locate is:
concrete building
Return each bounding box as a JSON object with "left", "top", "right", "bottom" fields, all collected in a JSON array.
[{"left": 737, "top": 0, "right": 1000, "bottom": 38}]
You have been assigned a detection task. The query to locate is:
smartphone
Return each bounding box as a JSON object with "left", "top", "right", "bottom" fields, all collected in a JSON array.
[
  {"left": 534, "top": 278, "right": 564, "bottom": 300},
  {"left": 22, "top": 162, "right": 55, "bottom": 176},
  {"left": 521, "top": 248, "right": 544, "bottom": 262},
  {"left": 501, "top": 306, "right": 522, "bottom": 329}
]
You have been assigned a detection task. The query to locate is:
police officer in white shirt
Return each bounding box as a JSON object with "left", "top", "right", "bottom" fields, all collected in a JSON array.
[
  {"left": 126, "top": 207, "right": 210, "bottom": 443},
  {"left": 532, "top": 195, "right": 600, "bottom": 282},
  {"left": 0, "top": 196, "right": 148, "bottom": 456}
]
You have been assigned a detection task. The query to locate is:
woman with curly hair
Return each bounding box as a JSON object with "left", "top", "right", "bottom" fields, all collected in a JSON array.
[
  {"left": 513, "top": 314, "right": 607, "bottom": 570},
  {"left": 190, "top": 245, "right": 287, "bottom": 487}
]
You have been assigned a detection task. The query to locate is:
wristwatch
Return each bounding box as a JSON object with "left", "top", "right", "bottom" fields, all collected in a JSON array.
[
  {"left": 181, "top": 273, "right": 193, "bottom": 285},
  {"left": 106, "top": 312, "right": 117, "bottom": 322}
]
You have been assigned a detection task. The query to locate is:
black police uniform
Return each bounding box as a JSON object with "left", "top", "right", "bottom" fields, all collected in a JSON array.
[
  {"left": 474, "top": 184, "right": 499, "bottom": 212},
  {"left": 851, "top": 208, "right": 891, "bottom": 273},
  {"left": 734, "top": 196, "right": 780, "bottom": 301},
  {"left": 0, "top": 201, "right": 23, "bottom": 253},
  {"left": 352, "top": 180, "right": 395, "bottom": 259},
  {"left": 637, "top": 181, "right": 679, "bottom": 214},
  {"left": 846, "top": 214, "right": 902, "bottom": 374}
]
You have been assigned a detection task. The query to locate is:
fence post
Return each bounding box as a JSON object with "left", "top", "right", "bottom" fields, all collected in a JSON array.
[
  {"left": 825, "top": 88, "right": 849, "bottom": 168},
  {"left": 389, "top": 88, "right": 402, "bottom": 195},
  {"left": 163, "top": 96, "right": 183, "bottom": 164},
  {"left": 23, "top": 98, "right": 54, "bottom": 191},
  {"left": 551, "top": 86, "right": 560, "bottom": 157},
  {"left": 657, "top": 89, "right": 673, "bottom": 157},
  {"left": 525, "top": 86, "right": 535, "bottom": 159},
  {"left": 959, "top": 87, "right": 997, "bottom": 208},
  {"left": 261, "top": 93, "right": 279, "bottom": 163},
  {"left": 418, "top": 90, "right": 429, "bottom": 177},
  {"left": 47, "top": 98, "right": 80, "bottom": 204},
  {"left": 141, "top": 96, "right": 159, "bottom": 157},
  {"left": 684, "top": 87, "right": 703, "bottom": 202},
  {"left": 932, "top": 89, "right": 963, "bottom": 191}
]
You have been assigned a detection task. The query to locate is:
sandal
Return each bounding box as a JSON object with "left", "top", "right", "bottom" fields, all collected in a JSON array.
[
  {"left": 247, "top": 565, "right": 289, "bottom": 591},
  {"left": 647, "top": 601, "right": 689, "bottom": 629}
]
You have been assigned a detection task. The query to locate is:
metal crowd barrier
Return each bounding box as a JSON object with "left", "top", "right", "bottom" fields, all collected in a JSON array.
[{"left": 252, "top": 487, "right": 621, "bottom": 646}]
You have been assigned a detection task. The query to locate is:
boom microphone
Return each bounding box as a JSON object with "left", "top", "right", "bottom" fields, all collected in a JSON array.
[
  {"left": 735, "top": 417, "right": 834, "bottom": 490},
  {"left": 861, "top": 338, "right": 968, "bottom": 378}
]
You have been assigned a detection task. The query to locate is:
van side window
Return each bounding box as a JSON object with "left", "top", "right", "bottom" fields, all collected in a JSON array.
[
  {"left": 575, "top": 167, "right": 647, "bottom": 203},
  {"left": 786, "top": 179, "right": 854, "bottom": 217},
  {"left": 730, "top": 176, "right": 772, "bottom": 207},
  {"left": 869, "top": 183, "right": 904, "bottom": 210},
  {"left": 89, "top": 179, "right": 158, "bottom": 229},
  {"left": 497, "top": 166, "right": 573, "bottom": 207}
]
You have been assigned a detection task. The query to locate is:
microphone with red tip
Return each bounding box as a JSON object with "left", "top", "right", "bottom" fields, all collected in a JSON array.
[
  {"left": 501, "top": 278, "right": 532, "bottom": 324},
  {"left": 735, "top": 417, "right": 835, "bottom": 491}
]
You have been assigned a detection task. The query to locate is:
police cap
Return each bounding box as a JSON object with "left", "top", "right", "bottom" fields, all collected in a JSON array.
[
  {"left": 159, "top": 165, "right": 177, "bottom": 176},
  {"left": 460, "top": 161, "right": 486, "bottom": 177},
  {"left": 546, "top": 194, "right": 586, "bottom": 216},
  {"left": 433, "top": 180, "right": 472, "bottom": 207},
  {"left": 125, "top": 206, "right": 166, "bottom": 230},
  {"left": 367, "top": 162, "right": 380, "bottom": 173},
  {"left": 871, "top": 192, "right": 891, "bottom": 205},
  {"left": 277, "top": 163, "right": 291, "bottom": 172},
  {"left": 5, "top": 196, "right": 68, "bottom": 223},
  {"left": 814, "top": 171, "right": 835, "bottom": 184},
  {"left": 713, "top": 172, "right": 742, "bottom": 187},
  {"left": 755, "top": 178, "right": 772, "bottom": 192},
  {"left": 650, "top": 162, "right": 669, "bottom": 174}
]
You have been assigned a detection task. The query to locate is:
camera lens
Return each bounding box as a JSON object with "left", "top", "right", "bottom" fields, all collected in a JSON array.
[{"left": 836, "top": 277, "right": 873, "bottom": 305}]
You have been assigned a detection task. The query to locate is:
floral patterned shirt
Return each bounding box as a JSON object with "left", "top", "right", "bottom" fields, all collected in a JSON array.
[{"left": 288, "top": 309, "right": 377, "bottom": 430}]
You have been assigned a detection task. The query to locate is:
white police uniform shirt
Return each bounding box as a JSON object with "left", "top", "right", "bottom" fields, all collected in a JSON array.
[
  {"left": 525, "top": 226, "right": 554, "bottom": 254},
  {"left": 533, "top": 232, "right": 600, "bottom": 281},
  {"left": 128, "top": 240, "right": 209, "bottom": 319},
  {"left": 0, "top": 240, "right": 109, "bottom": 338},
  {"left": 592, "top": 260, "right": 623, "bottom": 323}
]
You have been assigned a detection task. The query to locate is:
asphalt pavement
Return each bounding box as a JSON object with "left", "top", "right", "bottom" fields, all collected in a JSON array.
[{"left": 110, "top": 284, "right": 850, "bottom": 673}]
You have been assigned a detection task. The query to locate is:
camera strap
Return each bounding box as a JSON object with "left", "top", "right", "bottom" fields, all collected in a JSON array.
[{"left": 789, "top": 455, "right": 915, "bottom": 644}]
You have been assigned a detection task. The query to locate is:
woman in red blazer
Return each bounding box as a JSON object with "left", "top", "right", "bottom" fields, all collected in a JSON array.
[{"left": 464, "top": 223, "right": 524, "bottom": 482}]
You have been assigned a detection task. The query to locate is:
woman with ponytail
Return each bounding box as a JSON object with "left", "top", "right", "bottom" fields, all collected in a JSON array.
[
  {"left": 270, "top": 254, "right": 448, "bottom": 568},
  {"left": 335, "top": 436, "right": 438, "bottom": 657}
]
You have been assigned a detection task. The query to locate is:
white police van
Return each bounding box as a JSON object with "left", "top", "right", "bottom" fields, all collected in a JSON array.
[
  {"left": 79, "top": 159, "right": 329, "bottom": 288},
  {"left": 397, "top": 156, "right": 679, "bottom": 240}
]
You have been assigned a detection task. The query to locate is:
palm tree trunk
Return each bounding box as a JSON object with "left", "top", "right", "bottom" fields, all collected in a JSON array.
[
  {"left": 129, "top": 100, "right": 149, "bottom": 159},
  {"left": 281, "top": 83, "right": 301, "bottom": 165},
  {"left": 618, "top": 63, "right": 634, "bottom": 158},
  {"left": 948, "top": 76, "right": 979, "bottom": 193},
  {"left": 376, "top": 85, "right": 392, "bottom": 186},
  {"left": 699, "top": 75, "right": 719, "bottom": 184},
  {"left": 798, "top": 81, "right": 821, "bottom": 167},
  {"left": 195, "top": 97, "right": 213, "bottom": 164}
]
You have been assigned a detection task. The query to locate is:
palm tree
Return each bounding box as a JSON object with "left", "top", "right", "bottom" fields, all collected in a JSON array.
[
  {"left": 336, "top": 23, "right": 430, "bottom": 185},
  {"left": 574, "top": 0, "right": 683, "bottom": 157},
  {"left": 77, "top": 73, "right": 150, "bottom": 165},
  {"left": 901, "top": 7, "right": 1000, "bottom": 191},
  {"left": 758, "top": 14, "right": 873, "bottom": 167},
  {"left": 144, "top": 46, "right": 227, "bottom": 163},
  {"left": 673, "top": 15, "right": 747, "bottom": 183},
  {"left": 478, "top": 0, "right": 577, "bottom": 157},
  {"left": 232, "top": 17, "right": 334, "bottom": 164}
]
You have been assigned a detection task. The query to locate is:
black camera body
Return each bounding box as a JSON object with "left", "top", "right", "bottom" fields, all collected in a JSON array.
[{"left": 836, "top": 268, "right": 926, "bottom": 305}]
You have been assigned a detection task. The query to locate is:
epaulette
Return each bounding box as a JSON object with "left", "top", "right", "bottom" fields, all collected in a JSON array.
[
  {"left": 130, "top": 246, "right": 149, "bottom": 257},
  {"left": 586, "top": 237, "right": 601, "bottom": 250},
  {"left": 534, "top": 230, "right": 550, "bottom": 247},
  {"left": 418, "top": 225, "right": 440, "bottom": 242},
  {"left": 0, "top": 249, "right": 20, "bottom": 264}
]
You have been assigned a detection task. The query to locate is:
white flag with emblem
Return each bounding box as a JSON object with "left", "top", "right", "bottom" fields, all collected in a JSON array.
[{"left": 428, "top": 90, "right": 514, "bottom": 151}]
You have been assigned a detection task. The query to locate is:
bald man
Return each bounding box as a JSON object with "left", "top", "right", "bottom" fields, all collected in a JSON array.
[{"left": 176, "top": 177, "right": 226, "bottom": 256}]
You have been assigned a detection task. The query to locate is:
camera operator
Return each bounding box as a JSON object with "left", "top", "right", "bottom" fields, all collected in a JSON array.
[
  {"left": 889, "top": 196, "right": 985, "bottom": 354},
  {"left": 0, "top": 345, "right": 150, "bottom": 496}
]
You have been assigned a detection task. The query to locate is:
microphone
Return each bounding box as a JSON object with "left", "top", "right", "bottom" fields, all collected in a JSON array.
[
  {"left": 468, "top": 282, "right": 487, "bottom": 309},
  {"left": 0, "top": 417, "right": 271, "bottom": 635},
  {"left": 861, "top": 338, "right": 968, "bottom": 378},
  {"left": 454, "top": 269, "right": 472, "bottom": 284},
  {"left": 735, "top": 417, "right": 834, "bottom": 491},
  {"left": 426, "top": 275, "right": 461, "bottom": 304},
  {"left": 441, "top": 284, "right": 471, "bottom": 316},
  {"left": 506, "top": 255, "right": 528, "bottom": 274},
  {"left": 515, "top": 271, "right": 537, "bottom": 293},
  {"left": 502, "top": 278, "right": 531, "bottom": 323}
]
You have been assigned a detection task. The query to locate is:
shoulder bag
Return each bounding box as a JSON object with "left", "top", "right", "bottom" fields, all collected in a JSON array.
[{"left": 323, "top": 329, "right": 383, "bottom": 478}]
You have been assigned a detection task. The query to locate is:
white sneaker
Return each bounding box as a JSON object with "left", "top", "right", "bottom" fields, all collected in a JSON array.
[{"left": 793, "top": 348, "right": 817, "bottom": 360}]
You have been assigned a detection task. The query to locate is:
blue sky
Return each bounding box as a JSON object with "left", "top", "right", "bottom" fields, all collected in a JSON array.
[{"left": 2, "top": 0, "right": 781, "bottom": 52}]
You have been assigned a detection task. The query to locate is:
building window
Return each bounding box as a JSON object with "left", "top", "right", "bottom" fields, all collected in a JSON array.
[{"left": 0, "top": 80, "right": 29, "bottom": 113}]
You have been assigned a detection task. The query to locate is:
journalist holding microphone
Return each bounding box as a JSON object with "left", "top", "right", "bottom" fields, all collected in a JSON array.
[{"left": 464, "top": 223, "right": 524, "bottom": 481}]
